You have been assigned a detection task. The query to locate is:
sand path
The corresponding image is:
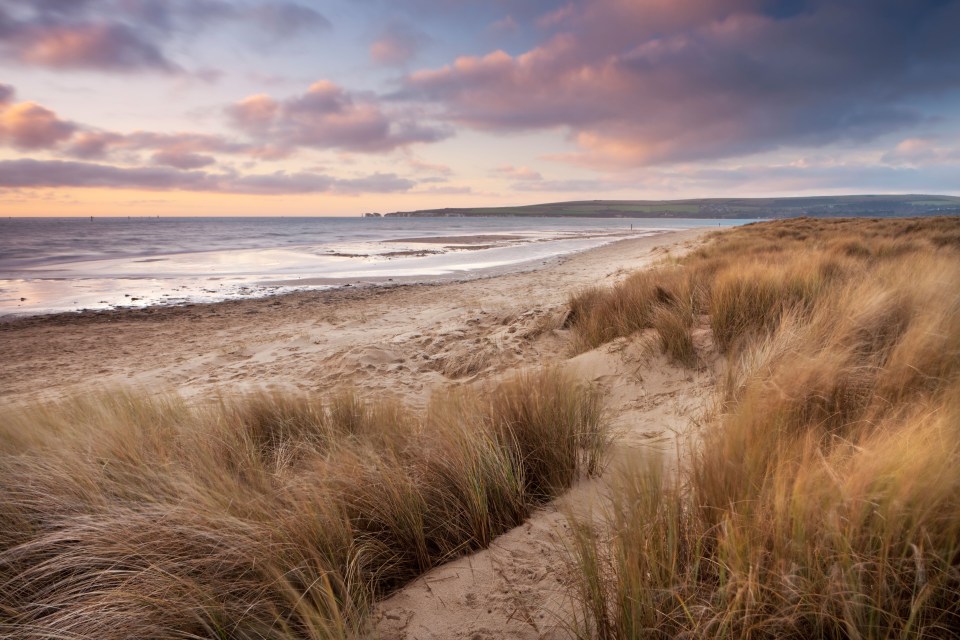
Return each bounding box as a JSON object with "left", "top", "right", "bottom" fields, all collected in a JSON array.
[{"left": 374, "top": 337, "right": 716, "bottom": 639}]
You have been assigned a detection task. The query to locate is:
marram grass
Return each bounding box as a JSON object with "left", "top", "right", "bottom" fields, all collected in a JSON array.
[
  {"left": 567, "top": 216, "right": 960, "bottom": 639},
  {"left": 0, "top": 369, "right": 606, "bottom": 639}
]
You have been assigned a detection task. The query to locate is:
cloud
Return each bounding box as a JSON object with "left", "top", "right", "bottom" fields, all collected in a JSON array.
[
  {"left": 62, "top": 129, "right": 261, "bottom": 165},
  {"left": 370, "top": 22, "right": 427, "bottom": 66},
  {"left": 492, "top": 164, "right": 543, "bottom": 180},
  {"left": 489, "top": 15, "right": 519, "bottom": 35},
  {"left": 405, "top": 155, "right": 454, "bottom": 176},
  {"left": 0, "top": 84, "right": 13, "bottom": 105},
  {"left": 0, "top": 2, "right": 180, "bottom": 73},
  {"left": 230, "top": 171, "right": 414, "bottom": 195},
  {"left": 335, "top": 172, "right": 415, "bottom": 194},
  {"left": 0, "top": 90, "right": 294, "bottom": 169},
  {"left": 150, "top": 150, "right": 217, "bottom": 169},
  {"left": 0, "top": 1, "right": 329, "bottom": 73},
  {"left": 228, "top": 80, "right": 450, "bottom": 153},
  {"left": 536, "top": 3, "right": 576, "bottom": 29},
  {"left": 673, "top": 160, "right": 960, "bottom": 194},
  {"left": 401, "top": 0, "right": 960, "bottom": 167},
  {"left": 0, "top": 158, "right": 216, "bottom": 190},
  {"left": 252, "top": 2, "right": 331, "bottom": 38},
  {"left": 0, "top": 101, "right": 77, "bottom": 150},
  {"left": 15, "top": 22, "right": 178, "bottom": 71},
  {"left": 0, "top": 158, "right": 417, "bottom": 195},
  {"left": 0, "top": 91, "right": 299, "bottom": 167},
  {"left": 414, "top": 185, "right": 473, "bottom": 195},
  {"left": 226, "top": 94, "right": 280, "bottom": 134},
  {"left": 881, "top": 137, "right": 960, "bottom": 166},
  {"left": 512, "top": 178, "right": 613, "bottom": 192}
]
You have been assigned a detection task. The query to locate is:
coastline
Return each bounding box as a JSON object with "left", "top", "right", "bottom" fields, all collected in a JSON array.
[
  {"left": 0, "top": 228, "right": 710, "bottom": 405},
  {"left": 0, "top": 219, "right": 704, "bottom": 318}
]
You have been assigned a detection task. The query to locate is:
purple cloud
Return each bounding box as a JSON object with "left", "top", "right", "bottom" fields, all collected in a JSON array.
[
  {"left": 64, "top": 129, "right": 285, "bottom": 165},
  {"left": 0, "top": 158, "right": 416, "bottom": 195},
  {"left": 371, "top": 22, "right": 428, "bottom": 66},
  {"left": 0, "top": 1, "right": 329, "bottom": 73},
  {"left": 150, "top": 150, "right": 217, "bottom": 169},
  {"left": 0, "top": 159, "right": 216, "bottom": 190},
  {"left": 1, "top": 15, "right": 179, "bottom": 72},
  {"left": 400, "top": 0, "right": 960, "bottom": 167},
  {"left": 228, "top": 80, "right": 450, "bottom": 153},
  {"left": 0, "top": 101, "right": 77, "bottom": 150},
  {"left": 335, "top": 173, "right": 416, "bottom": 194}
]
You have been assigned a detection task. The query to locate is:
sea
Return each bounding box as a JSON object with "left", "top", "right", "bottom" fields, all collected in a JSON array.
[{"left": 0, "top": 216, "right": 750, "bottom": 317}]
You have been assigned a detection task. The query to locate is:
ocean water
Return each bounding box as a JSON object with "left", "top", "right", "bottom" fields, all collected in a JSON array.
[{"left": 0, "top": 216, "right": 748, "bottom": 317}]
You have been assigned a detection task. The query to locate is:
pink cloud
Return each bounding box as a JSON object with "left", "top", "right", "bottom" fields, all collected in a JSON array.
[
  {"left": 881, "top": 137, "right": 960, "bottom": 167},
  {"left": 0, "top": 101, "right": 77, "bottom": 150},
  {"left": 228, "top": 81, "right": 449, "bottom": 153},
  {"left": 64, "top": 130, "right": 256, "bottom": 165},
  {"left": 405, "top": 155, "right": 454, "bottom": 176},
  {"left": 492, "top": 165, "right": 543, "bottom": 180},
  {"left": 401, "top": 0, "right": 959, "bottom": 168},
  {"left": 536, "top": 2, "right": 576, "bottom": 29},
  {"left": 227, "top": 95, "right": 281, "bottom": 133},
  {"left": 14, "top": 23, "right": 178, "bottom": 72},
  {"left": 0, "top": 91, "right": 293, "bottom": 170},
  {"left": 370, "top": 22, "right": 426, "bottom": 66}
]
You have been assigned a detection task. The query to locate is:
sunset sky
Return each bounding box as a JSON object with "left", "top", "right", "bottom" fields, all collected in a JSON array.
[{"left": 1, "top": 0, "right": 959, "bottom": 216}]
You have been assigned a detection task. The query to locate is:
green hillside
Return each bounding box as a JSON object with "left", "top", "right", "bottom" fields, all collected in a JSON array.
[{"left": 379, "top": 195, "right": 960, "bottom": 219}]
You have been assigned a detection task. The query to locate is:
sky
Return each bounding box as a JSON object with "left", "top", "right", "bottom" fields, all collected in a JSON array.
[{"left": 1, "top": 0, "right": 959, "bottom": 216}]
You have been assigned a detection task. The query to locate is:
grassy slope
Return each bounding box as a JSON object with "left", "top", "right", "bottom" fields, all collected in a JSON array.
[
  {"left": 566, "top": 216, "right": 960, "bottom": 638},
  {"left": 0, "top": 371, "right": 606, "bottom": 639},
  {"left": 380, "top": 195, "right": 960, "bottom": 219}
]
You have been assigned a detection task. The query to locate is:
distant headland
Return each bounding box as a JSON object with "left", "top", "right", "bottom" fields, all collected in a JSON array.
[{"left": 375, "top": 195, "right": 960, "bottom": 219}]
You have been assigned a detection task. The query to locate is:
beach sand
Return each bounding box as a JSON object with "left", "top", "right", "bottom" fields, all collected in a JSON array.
[{"left": 0, "top": 228, "right": 716, "bottom": 638}]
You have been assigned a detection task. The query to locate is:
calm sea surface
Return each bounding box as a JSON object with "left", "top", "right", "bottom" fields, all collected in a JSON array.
[{"left": 0, "top": 217, "right": 750, "bottom": 316}]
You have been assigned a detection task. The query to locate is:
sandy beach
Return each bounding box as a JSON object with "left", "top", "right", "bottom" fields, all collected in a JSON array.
[
  {"left": 0, "top": 228, "right": 715, "bottom": 638},
  {"left": 0, "top": 229, "right": 710, "bottom": 406}
]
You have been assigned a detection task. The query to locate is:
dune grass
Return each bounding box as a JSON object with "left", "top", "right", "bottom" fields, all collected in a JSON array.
[
  {"left": 567, "top": 216, "right": 960, "bottom": 638},
  {"left": 0, "top": 369, "right": 606, "bottom": 639}
]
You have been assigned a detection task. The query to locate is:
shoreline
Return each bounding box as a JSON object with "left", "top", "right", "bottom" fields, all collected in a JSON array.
[
  {"left": 0, "top": 230, "right": 670, "bottom": 324},
  {"left": 0, "top": 228, "right": 711, "bottom": 406},
  {"left": 0, "top": 229, "right": 666, "bottom": 320}
]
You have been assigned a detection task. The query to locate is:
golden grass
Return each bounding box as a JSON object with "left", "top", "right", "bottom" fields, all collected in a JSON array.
[
  {"left": 568, "top": 267, "right": 697, "bottom": 364},
  {"left": 0, "top": 370, "right": 606, "bottom": 639},
  {"left": 568, "top": 216, "right": 960, "bottom": 638}
]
